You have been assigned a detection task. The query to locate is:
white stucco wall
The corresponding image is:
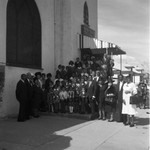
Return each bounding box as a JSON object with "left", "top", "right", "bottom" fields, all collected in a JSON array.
[
  {"left": 0, "top": 0, "right": 55, "bottom": 117},
  {"left": 36, "top": 0, "right": 55, "bottom": 75},
  {"left": 0, "top": 0, "right": 7, "bottom": 65},
  {"left": 0, "top": 0, "right": 8, "bottom": 117},
  {"left": 0, "top": 0, "right": 98, "bottom": 117},
  {"left": 70, "top": 0, "right": 98, "bottom": 60},
  {"left": 54, "top": 0, "right": 98, "bottom": 67},
  {"left": 61, "top": 0, "right": 72, "bottom": 66},
  {"left": 54, "top": 0, "right": 66, "bottom": 69}
]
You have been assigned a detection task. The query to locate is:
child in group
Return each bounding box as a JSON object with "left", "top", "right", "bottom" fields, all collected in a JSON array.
[
  {"left": 68, "top": 82, "right": 75, "bottom": 113},
  {"left": 65, "top": 80, "right": 70, "bottom": 112},
  {"left": 59, "top": 86, "right": 68, "bottom": 113},
  {"left": 53, "top": 83, "right": 60, "bottom": 113},
  {"left": 79, "top": 77, "right": 87, "bottom": 114},
  {"left": 74, "top": 79, "right": 80, "bottom": 113},
  {"left": 47, "top": 82, "right": 54, "bottom": 112}
]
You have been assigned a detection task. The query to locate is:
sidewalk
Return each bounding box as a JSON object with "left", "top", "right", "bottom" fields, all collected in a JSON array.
[{"left": 0, "top": 108, "right": 149, "bottom": 150}]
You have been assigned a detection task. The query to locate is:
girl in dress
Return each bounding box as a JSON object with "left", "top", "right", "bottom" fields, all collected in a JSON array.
[
  {"left": 79, "top": 78, "right": 87, "bottom": 114},
  {"left": 59, "top": 86, "right": 68, "bottom": 113},
  {"left": 97, "top": 78, "right": 108, "bottom": 120},
  {"left": 53, "top": 83, "right": 60, "bottom": 113},
  {"left": 74, "top": 79, "right": 80, "bottom": 113},
  {"left": 68, "top": 83, "right": 75, "bottom": 113},
  {"left": 104, "top": 79, "right": 117, "bottom": 121},
  {"left": 47, "top": 82, "right": 54, "bottom": 112}
]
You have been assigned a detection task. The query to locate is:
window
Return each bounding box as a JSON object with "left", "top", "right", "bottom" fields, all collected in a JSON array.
[
  {"left": 6, "top": 0, "right": 41, "bottom": 69},
  {"left": 83, "top": 2, "right": 89, "bottom": 26}
]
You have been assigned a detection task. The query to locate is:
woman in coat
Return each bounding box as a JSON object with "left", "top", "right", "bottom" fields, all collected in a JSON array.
[
  {"left": 122, "top": 75, "right": 137, "bottom": 127},
  {"left": 97, "top": 78, "right": 108, "bottom": 120},
  {"left": 32, "top": 77, "right": 43, "bottom": 117},
  {"left": 105, "top": 79, "right": 117, "bottom": 122}
]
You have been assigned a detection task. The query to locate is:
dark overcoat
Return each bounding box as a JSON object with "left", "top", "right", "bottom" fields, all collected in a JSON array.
[
  {"left": 16, "top": 80, "right": 28, "bottom": 121},
  {"left": 32, "top": 84, "right": 42, "bottom": 109}
]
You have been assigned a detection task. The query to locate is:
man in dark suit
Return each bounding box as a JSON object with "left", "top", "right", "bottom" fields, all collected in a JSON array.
[
  {"left": 116, "top": 74, "right": 126, "bottom": 123},
  {"left": 25, "top": 72, "right": 34, "bottom": 118},
  {"left": 93, "top": 70, "right": 101, "bottom": 113},
  {"left": 86, "top": 75, "right": 96, "bottom": 116},
  {"left": 16, "top": 74, "right": 28, "bottom": 122}
]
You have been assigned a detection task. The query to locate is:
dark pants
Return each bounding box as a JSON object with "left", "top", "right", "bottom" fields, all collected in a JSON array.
[
  {"left": 18, "top": 100, "right": 27, "bottom": 121},
  {"left": 40, "top": 90, "right": 47, "bottom": 111},
  {"left": 74, "top": 97, "right": 80, "bottom": 113},
  {"left": 122, "top": 114, "right": 127, "bottom": 124},
  {"left": 116, "top": 100, "right": 123, "bottom": 122},
  {"left": 81, "top": 97, "right": 86, "bottom": 114},
  {"left": 60, "top": 100, "right": 66, "bottom": 113},
  {"left": 53, "top": 102, "right": 59, "bottom": 113},
  {"left": 89, "top": 97, "right": 96, "bottom": 114}
]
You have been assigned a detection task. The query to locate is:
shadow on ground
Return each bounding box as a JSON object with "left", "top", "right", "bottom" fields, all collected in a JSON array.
[
  {"left": 135, "top": 117, "right": 149, "bottom": 126},
  {"left": 0, "top": 114, "right": 90, "bottom": 150}
]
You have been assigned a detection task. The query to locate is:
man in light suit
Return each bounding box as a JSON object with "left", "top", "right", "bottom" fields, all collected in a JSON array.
[{"left": 116, "top": 74, "right": 126, "bottom": 123}]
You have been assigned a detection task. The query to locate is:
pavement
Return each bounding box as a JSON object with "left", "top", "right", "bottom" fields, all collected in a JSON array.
[{"left": 0, "top": 108, "right": 149, "bottom": 150}]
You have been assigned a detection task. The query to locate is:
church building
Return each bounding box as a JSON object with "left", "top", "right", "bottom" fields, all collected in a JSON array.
[{"left": 0, "top": 0, "right": 98, "bottom": 117}]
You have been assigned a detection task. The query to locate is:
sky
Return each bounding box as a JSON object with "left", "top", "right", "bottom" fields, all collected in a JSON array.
[{"left": 98, "top": 0, "right": 149, "bottom": 63}]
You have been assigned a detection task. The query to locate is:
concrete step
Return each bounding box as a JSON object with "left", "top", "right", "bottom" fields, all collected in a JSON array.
[{"left": 40, "top": 112, "right": 99, "bottom": 120}]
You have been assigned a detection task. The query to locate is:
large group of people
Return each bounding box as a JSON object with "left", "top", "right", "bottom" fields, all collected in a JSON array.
[{"left": 15, "top": 54, "right": 149, "bottom": 128}]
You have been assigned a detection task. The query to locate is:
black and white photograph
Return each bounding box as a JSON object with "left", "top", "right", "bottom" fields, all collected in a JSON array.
[{"left": 0, "top": 0, "right": 149, "bottom": 150}]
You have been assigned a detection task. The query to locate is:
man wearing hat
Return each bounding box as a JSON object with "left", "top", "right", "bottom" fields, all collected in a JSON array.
[
  {"left": 116, "top": 74, "right": 126, "bottom": 123},
  {"left": 16, "top": 74, "right": 28, "bottom": 122},
  {"left": 25, "top": 72, "right": 34, "bottom": 118}
]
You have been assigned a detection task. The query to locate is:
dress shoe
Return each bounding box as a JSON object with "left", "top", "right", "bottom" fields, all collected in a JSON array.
[
  {"left": 17, "top": 119, "right": 25, "bottom": 122},
  {"left": 124, "top": 122, "right": 130, "bottom": 126},
  {"left": 130, "top": 124, "right": 134, "bottom": 127},
  {"left": 98, "top": 117, "right": 102, "bottom": 120},
  {"left": 102, "top": 117, "right": 106, "bottom": 120},
  {"left": 26, "top": 116, "right": 30, "bottom": 120},
  {"left": 33, "top": 115, "right": 40, "bottom": 118},
  {"left": 108, "top": 119, "right": 114, "bottom": 122}
]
